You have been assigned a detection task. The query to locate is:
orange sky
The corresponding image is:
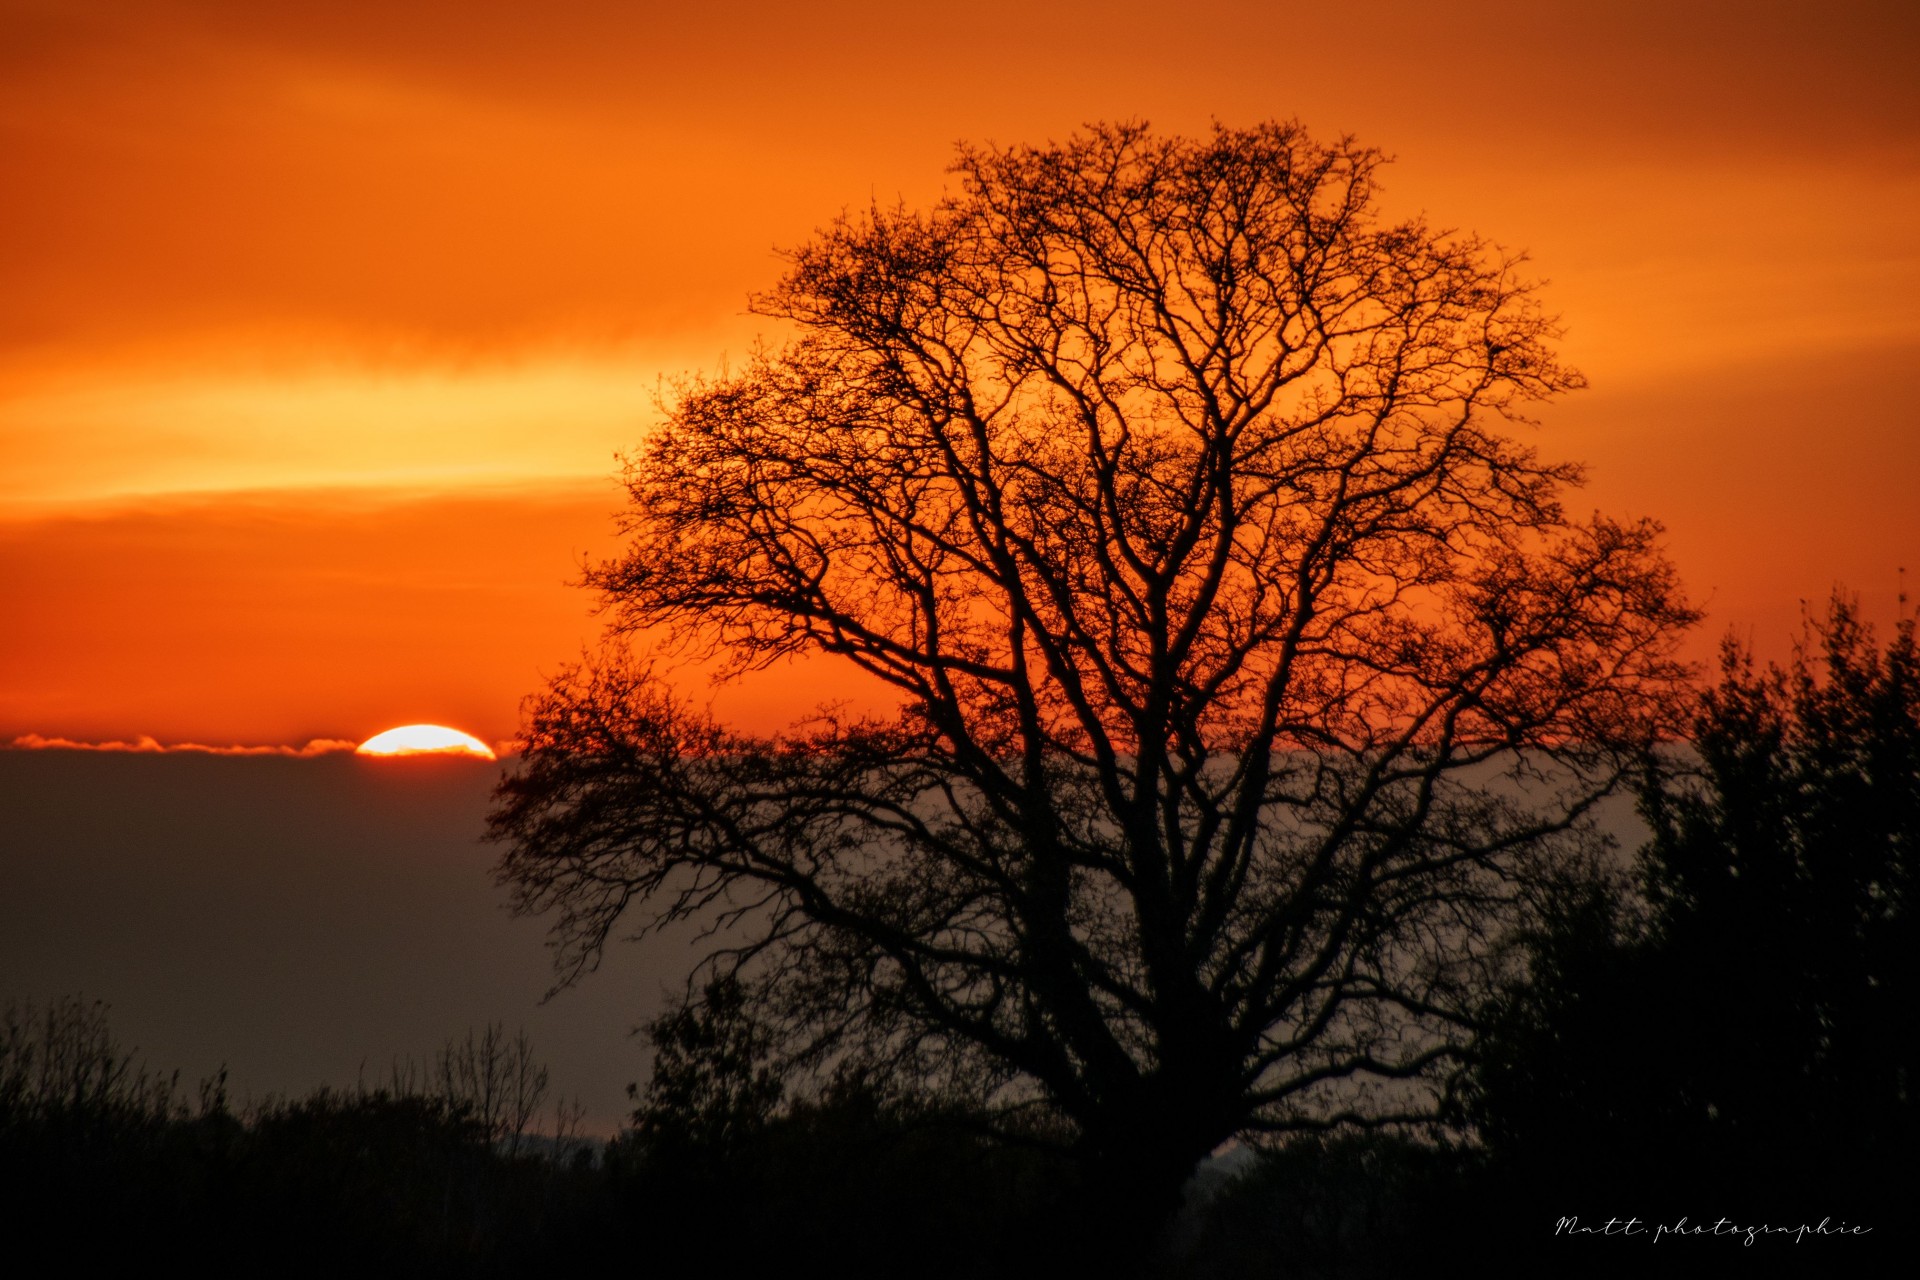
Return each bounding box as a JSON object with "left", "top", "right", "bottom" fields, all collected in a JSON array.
[{"left": 3, "top": 0, "right": 1916, "bottom": 747}]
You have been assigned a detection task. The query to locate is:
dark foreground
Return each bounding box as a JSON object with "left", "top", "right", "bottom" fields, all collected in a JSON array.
[{"left": 2, "top": 1064, "right": 1900, "bottom": 1279}]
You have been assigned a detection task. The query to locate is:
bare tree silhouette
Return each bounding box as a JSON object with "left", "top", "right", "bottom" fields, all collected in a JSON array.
[
  {"left": 432, "top": 1023, "right": 549, "bottom": 1156},
  {"left": 490, "top": 121, "right": 1696, "bottom": 1246}
]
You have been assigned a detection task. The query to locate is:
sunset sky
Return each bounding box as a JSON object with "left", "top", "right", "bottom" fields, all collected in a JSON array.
[{"left": 4, "top": 0, "right": 1916, "bottom": 750}]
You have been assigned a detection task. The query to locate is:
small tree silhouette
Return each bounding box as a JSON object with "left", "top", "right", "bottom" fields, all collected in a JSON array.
[
  {"left": 432, "top": 1023, "right": 549, "bottom": 1156},
  {"left": 0, "top": 996, "right": 182, "bottom": 1124},
  {"left": 630, "top": 976, "right": 784, "bottom": 1161}
]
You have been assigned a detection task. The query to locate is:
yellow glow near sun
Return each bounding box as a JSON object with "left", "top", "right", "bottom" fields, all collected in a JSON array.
[
  {"left": 356, "top": 724, "right": 496, "bottom": 759},
  {"left": 0, "top": 356, "right": 678, "bottom": 509}
]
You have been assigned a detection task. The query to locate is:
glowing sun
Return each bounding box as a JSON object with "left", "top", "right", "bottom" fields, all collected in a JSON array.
[{"left": 356, "top": 724, "right": 496, "bottom": 760}]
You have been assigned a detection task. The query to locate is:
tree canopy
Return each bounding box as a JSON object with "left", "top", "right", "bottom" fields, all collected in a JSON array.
[{"left": 489, "top": 120, "right": 1696, "bottom": 1235}]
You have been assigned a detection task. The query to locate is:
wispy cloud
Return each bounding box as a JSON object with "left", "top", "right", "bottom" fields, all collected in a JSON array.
[{"left": 8, "top": 734, "right": 359, "bottom": 757}]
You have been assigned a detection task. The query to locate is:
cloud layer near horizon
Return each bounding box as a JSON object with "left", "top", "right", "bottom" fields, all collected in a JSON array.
[{"left": 8, "top": 733, "right": 361, "bottom": 757}]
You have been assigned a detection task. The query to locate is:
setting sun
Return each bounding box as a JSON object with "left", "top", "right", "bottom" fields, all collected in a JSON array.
[{"left": 355, "top": 724, "right": 496, "bottom": 760}]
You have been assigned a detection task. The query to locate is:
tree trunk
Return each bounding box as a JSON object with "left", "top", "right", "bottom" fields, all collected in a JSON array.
[{"left": 1060, "top": 1105, "right": 1230, "bottom": 1278}]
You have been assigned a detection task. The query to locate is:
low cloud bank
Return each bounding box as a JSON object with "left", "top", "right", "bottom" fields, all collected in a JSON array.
[{"left": 8, "top": 734, "right": 359, "bottom": 757}]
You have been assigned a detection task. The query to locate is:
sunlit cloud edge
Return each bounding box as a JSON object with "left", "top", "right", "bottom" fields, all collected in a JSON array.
[
  {"left": 8, "top": 734, "right": 363, "bottom": 757},
  {"left": 8, "top": 733, "right": 521, "bottom": 759}
]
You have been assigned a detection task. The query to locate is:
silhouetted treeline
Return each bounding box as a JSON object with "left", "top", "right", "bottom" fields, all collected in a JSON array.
[
  {"left": 0, "top": 994, "right": 1899, "bottom": 1278},
  {"left": 0, "top": 999, "right": 614, "bottom": 1275},
  {"left": 5, "top": 599, "right": 1908, "bottom": 1275}
]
